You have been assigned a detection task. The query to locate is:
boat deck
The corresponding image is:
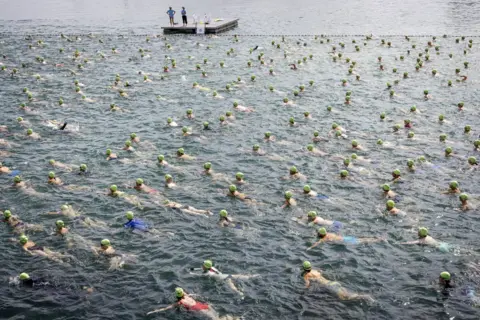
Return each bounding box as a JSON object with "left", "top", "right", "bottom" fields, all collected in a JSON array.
[{"left": 162, "top": 18, "right": 239, "bottom": 34}]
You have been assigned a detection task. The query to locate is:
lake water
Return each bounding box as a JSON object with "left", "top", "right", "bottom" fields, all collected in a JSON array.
[{"left": 1, "top": 1, "right": 480, "bottom": 320}]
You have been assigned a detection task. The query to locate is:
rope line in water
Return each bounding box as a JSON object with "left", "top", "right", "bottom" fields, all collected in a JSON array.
[{"left": 1, "top": 33, "right": 480, "bottom": 38}]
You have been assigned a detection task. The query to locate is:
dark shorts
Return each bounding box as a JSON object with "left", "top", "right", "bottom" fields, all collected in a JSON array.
[{"left": 182, "top": 16, "right": 187, "bottom": 24}]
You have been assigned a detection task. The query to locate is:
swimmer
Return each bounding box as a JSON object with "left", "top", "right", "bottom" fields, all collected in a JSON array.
[
  {"left": 26, "top": 128, "right": 40, "bottom": 139},
  {"left": 49, "top": 159, "right": 74, "bottom": 171},
  {"left": 92, "top": 239, "right": 116, "bottom": 256},
  {"left": 157, "top": 155, "right": 168, "bottom": 166},
  {"left": 186, "top": 109, "right": 195, "bottom": 119},
  {"left": 177, "top": 148, "right": 195, "bottom": 160},
  {"left": 18, "top": 235, "right": 71, "bottom": 264},
  {"left": 442, "top": 181, "right": 460, "bottom": 194},
  {"left": 290, "top": 64, "right": 297, "bottom": 70},
  {"left": 382, "top": 184, "right": 396, "bottom": 199},
  {"left": 296, "top": 211, "right": 343, "bottom": 231},
  {"left": 0, "top": 162, "right": 11, "bottom": 174},
  {"left": 147, "top": 287, "right": 241, "bottom": 319},
  {"left": 78, "top": 164, "right": 88, "bottom": 175},
  {"left": 3, "top": 210, "right": 43, "bottom": 233},
  {"left": 47, "top": 204, "right": 105, "bottom": 228},
  {"left": 162, "top": 199, "right": 212, "bottom": 216},
  {"left": 190, "top": 259, "right": 259, "bottom": 297},
  {"left": 55, "top": 220, "right": 69, "bottom": 236},
  {"left": 108, "top": 185, "right": 143, "bottom": 208},
  {"left": 342, "top": 158, "right": 352, "bottom": 168},
  {"left": 264, "top": 131, "right": 275, "bottom": 142},
  {"left": 124, "top": 211, "right": 150, "bottom": 232},
  {"left": 130, "top": 133, "right": 140, "bottom": 144},
  {"left": 468, "top": 156, "right": 478, "bottom": 169},
  {"left": 15, "top": 272, "right": 94, "bottom": 293},
  {"left": 165, "top": 174, "right": 176, "bottom": 188},
  {"left": 134, "top": 178, "right": 159, "bottom": 194},
  {"left": 203, "top": 163, "right": 229, "bottom": 182},
  {"left": 233, "top": 101, "right": 254, "bottom": 112},
  {"left": 391, "top": 169, "right": 401, "bottom": 182},
  {"left": 407, "top": 159, "right": 415, "bottom": 171},
  {"left": 252, "top": 144, "right": 266, "bottom": 155},
  {"left": 302, "top": 185, "right": 318, "bottom": 197},
  {"left": 385, "top": 200, "right": 403, "bottom": 215},
  {"left": 458, "top": 193, "right": 472, "bottom": 211},
  {"left": 329, "top": 122, "right": 345, "bottom": 136},
  {"left": 439, "top": 271, "right": 454, "bottom": 289},
  {"left": 308, "top": 227, "right": 384, "bottom": 250},
  {"left": 217, "top": 210, "right": 242, "bottom": 228},
  {"left": 284, "top": 166, "right": 307, "bottom": 181},
  {"left": 109, "top": 103, "right": 123, "bottom": 112},
  {"left": 282, "top": 191, "right": 297, "bottom": 208},
  {"left": 105, "top": 149, "right": 117, "bottom": 160},
  {"left": 306, "top": 144, "right": 327, "bottom": 156},
  {"left": 17, "top": 117, "right": 30, "bottom": 128},
  {"left": 351, "top": 140, "right": 364, "bottom": 150},
  {"left": 312, "top": 130, "right": 328, "bottom": 142},
  {"left": 234, "top": 172, "right": 245, "bottom": 184},
  {"left": 302, "top": 261, "right": 374, "bottom": 302},
  {"left": 400, "top": 227, "right": 442, "bottom": 248},
  {"left": 182, "top": 126, "right": 191, "bottom": 136},
  {"left": 227, "top": 185, "right": 251, "bottom": 201},
  {"left": 123, "top": 140, "right": 134, "bottom": 152},
  {"left": 167, "top": 117, "right": 178, "bottom": 127},
  {"left": 47, "top": 171, "right": 62, "bottom": 185}
]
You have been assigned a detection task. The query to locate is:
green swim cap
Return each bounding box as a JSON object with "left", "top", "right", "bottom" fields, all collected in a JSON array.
[
  {"left": 407, "top": 159, "right": 414, "bottom": 168},
  {"left": 182, "top": 126, "right": 188, "bottom": 133},
  {"left": 307, "top": 144, "right": 314, "bottom": 151},
  {"left": 219, "top": 115, "right": 225, "bottom": 122},
  {"left": 233, "top": 101, "right": 238, "bottom": 108},
  {"left": 203, "top": 260, "right": 213, "bottom": 269},
  {"left": 418, "top": 227, "right": 428, "bottom": 237},
  {"left": 226, "top": 111, "right": 232, "bottom": 117},
  {"left": 303, "top": 185, "right": 311, "bottom": 193},
  {"left": 14, "top": 176, "right": 21, "bottom": 183},
  {"left": 283, "top": 97, "right": 289, "bottom": 103},
  {"left": 439, "top": 134, "right": 447, "bottom": 142},
  {"left": 220, "top": 210, "right": 228, "bottom": 218},
  {"left": 439, "top": 114, "right": 445, "bottom": 121},
  {"left": 386, "top": 200, "right": 395, "bottom": 209},
  {"left": 440, "top": 271, "right": 451, "bottom": 281},
  {"left": 165, "top": 174, "right": 172, "bottom": 181},
  {"left": 56, "top": 220, "right": 65, "bottom": 229},
  {"left": 459, "top": 193, "right": 468, "bottom": 201},
  {"left": 289, "top": 117, "right": 295, "bottom": 124},
  {"left": 304, "top": 111, "right": 310, "bottom": 117},
  {"left": 48, "top": 171, "right": 55, "bottom": 179},
  {"left": 125, "top": 140, "right": 131, "bottom": 147},
  {"left": 48, "top": 159, "right": 55, "bottom": 165},
  {"left": 203, "top": 121, "right": 209, "bottom": 128},
  {"left": 106, "top": 149, "right": 112, "bottom": 156},
  {"left": 204, "top": 162, "right": 211, "bottom": 170},
  {"left": 229, "top": 185, "right": 237, "bottom": 193},
  {"left": 80, "top": 164, "right": 87, "bottom": 172},
  {"left": 351, "top": 140, "right": 358, "bottom": 147},
  {"left": 136, "top": 178, "right": 144, "bottom": 186},
  {"left": 19, "top": 235, "right": 28, "bottom": 244},
  {"left": 177, "top": 148, "right": 184, "bottom": 155},
  {"left": 308, "top": 211, "right": 317, "bottom": 219},
  {"left": 19, "top": 273, "right": 30, "bottom": 280},
  {"left": 377, "top": 139, "right": 383, "bottom": 145},
  {"left": 474, "top": 140, "right": 480, "bottom": 148},
  {"left": 17, "top": 117, "right": 23, "bottom": 122},
  {"left": 186, "top": 109, "right": 193, "bottom": 115},
  {"left": 4, "top": 210, "right": 12, "bottom": 219},
  {"left": 313, "top": 131, "right": 319, "bottom": 137},
  {"left": 449, "top": 181, "right": 459, "bottom": 190},
  {"left": 393, "top": 169, "right": 401, "bottom": 176},
  {"left": 101, "top": 239, "right": 111, "bottom": 247},
  {"left": 167, "top": 117, "right": 173, "bottom": 123},
  {"left": 318, "top": 227, "right": 327, "bottom": 236},
  {"left": 303, "top": 261, "right": 312, "bottom": 271},
  {"left": 158, "top": 155, "right": 164, "bottom": 162},
  {"left": 253, "top": 144, "right": 260, "bottom": 151},
  {"left": 61, "top": 205, "right": 69, "bottom": 212},
  {"left": 382, "top": 184, "right": 390, "bottom": 191},
  {"left": 235, "top": 172, "right": 244, "bottom": 180},
  {"left": 332, "top": 123, "right": 338, "bottom": 129},
  {"left": 410, "top": 105, "right": 417, "bottom": 112},
  {"left": 418, "top": 156, "right": 426, "bottom": 162},
  {"left": 126, "top": 211, "right": 134, "bottom": 220},
  {"left": 290, "top": 166, "right": 298, "bottom": 174},
  {"left": 175, "top": 287, "right": 184, "bottom": 298},
  {"left": 130, "top": 133, "right": 137, "bottom": 139},
  {"left": 27, "top": 129, "right": 33, "bottom": 135},
  {"left": 468, "top": 156, "right": 477, "bottom": 165},
  {"left": 408, "top": 131, "right": 415, "bottom": 138},
  {"left": 110, "top": 185, "right": 117, "bottom": 192},
  {"left": 340, "top": 170, "right": 348, "bottom": 177},
  {"left": 351, "top": 153, "right": 358, "bottom": 160},
  {"left": 284, "top": 191, "right": 293, "bottom": 199},
  {"left": 465, "top": 125, "right": 471, "bottom": 133},
  {"left": 445, "top": 147, "right": 452, "bottom": 155},
  {"left": 265, "top": 131, "right": 271, "bottom": 138},
  {"left": 343, "top": 158, "right": 350, "bottom": 166}
]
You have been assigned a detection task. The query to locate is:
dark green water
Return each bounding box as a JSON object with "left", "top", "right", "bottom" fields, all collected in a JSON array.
[{"left": 1, "top": 3, "right": 480, "bottom": 319}]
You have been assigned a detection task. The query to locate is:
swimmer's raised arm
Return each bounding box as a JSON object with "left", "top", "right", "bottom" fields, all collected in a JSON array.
[
  {"left": 307, "top": 240, "right": 322, "bottom": 251},
  {"left": 399, "top": 240, "right": 420, "bottom": 245},
  {"left": 147, "top": 302, "right": 177, "bottom": 315}
]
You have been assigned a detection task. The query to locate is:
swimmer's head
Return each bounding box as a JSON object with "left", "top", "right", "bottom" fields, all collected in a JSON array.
[
  {"left": 332, "top": 123, "right": 338, "bottom": 130},
  {"left": 204, "top": 162, "right": 211, "bottom": 170},
  {"left": 233, "top": 101, "right": 238, "bottom": 108},
  {"left": 392, "top": 169, "right": 401, "bottom": 178},
  {"left": 307, "top": 144, "right": 314, "bottom": 151},
  {"left": 343, "top": 158, "right": 350, "bottom": 166},
  {"left": 351, "top": 140, "right": 358, "bottom": 148},
  {"left": 351, "top": 153, "right": 357, "bottom": 160},
  {"left": 226, "top": 111, "right": 232, "bottom": 117},
  {"left": 265, "top": 132, "right": 271, "bottom": 138},
  {"left": 439, "top": 114, "right": 445, "bottom": 121},
  {"left": 307, "top": 211, "right": 317, "bottom": 221},
  {"left": 101, "top": 239, "right": 111, "bottom": 248},
  {"left": 14, "top": 176, "right": 21, "bottom": 184},
  {"left": 17, "top": 117, "right": 23, "bottom": 122},
  {"left": 317, "top": 227, "right": 327, "bottom": 237},
  {"left": 449, "top": 181, "right": 459, "bottom": 190},
  {"left": 468, "top": 156, "right": 477, "bottom": 165},
  {"left": 56, "top": 220, "right": 65, "bottom": 229},
  {"left": 377, "top": 139, "right": 383, "bottom": 145},
  {"left": 219, "top": 115, "right": 225, "bottom": 122},
  {"left": 203, "top": 260, "right": 213, "bottom": 270},
  {"left": 410, "top": 105, "right": 417, "bottom": 112},
  {"left": 158, "top": 155, "right": 164, "bottom": 162},
  {"left": 304, "top": 111, "right": 310, "bottom": 117},
  {"left": 284, "top": 191, "right": 293, "bottom": 199},
  {"left": 474, "top": 140, "right": 480, "bottom": 148},
  {"left": 106, "top": 149, "right": 112, "bottom": 156},
  {"left": 313, "top": 131, "right": 319, "bottom": 137},
  {"left": 27, "top": 129, "right": 33, "bottom": 135},
  {"left": 61, "top": 205, "right": 69, "bottom": 212},
  {"left": 175, "top": 287, "right": 184, "bottom": 298},
  {"left": 303, "top": 261, "right": 312, "bottom": 271},
  {"left": 408, "top": 131, "right": 415, "bottom": 138},
  {"left": 440, "top": 271, "right": 451, "bottom": 281},
  {"left": 4, "top": 210, "right": 12, "bottom": 219},
  {"left": 382, "top": 184, "right": 390, "bottom": 192},
  {"left": 186, "top": 109, "right": 193, "bottom": 115},
  {"left": 110, "top": 185, "right": 118, "bottom": 192},
  {"left": 167, "top": 117, "right": 173, "bottom": 124},
  {"left": 177, "top": 148, "right": 185, "bottom": 156},
  {"left": 48, "top": 171, "right": 55, "bottom": 179},
  {"left": 126, "top": 211, "right": 134, "bottom": 221},
  {"left": 165, "top": 174, "right": 172, "bottom": 182},
  {"left": 130, "top": 133, "right": 137, "bottom": 140},
  {"left": 340, "top": 170, "right": 348, "bottom": 178},
  {"left": 203, "top": 121, "right": 209, "bottom": 129},
  {"left": 80, "top": 164, "right": 87, "bottom": 172},
  {"left": 125, "top": 140, "right": 132, "bottom": 148},
  {"left": 235, "top": 172, "right": 244, "bottom": 180},
  {"left": 220, "top": 210, "right": 228, "bottom": 218},
  {"left": 465, "top": 125, "right": 471, "bottom": 133},
  {"left": 136, "top": 178, "right": 144, "bottom": 186},
  {"left": 289, "top": 117, "right": 295, "bottom": 124},
  {"left": 418, "top": 156, "right": 426, "bottom": 162},
  {"left": 439, "top": 134, "right": 447, "bottom": 142},
  {"left": 459, "top": 193, "right": 468, "bottom": 202},
  {"left": 253, "top": 144, "right": 260, "bottom": 152},
  {"left": 19, "top": 273, "right": 30, "bottom": 281},
  {"left": 303, "top": 185, "right": 311, "bottom": 193},
  {"left": 19, "top": 235, "right": 28, "bottom": 244},
  {"left": 229, "top": 185, "right": 237, "bottom": 193},
  {"left": 407, "top": 159, "right": 414, "bottom": 168},
  {"left": 418, "top": 227, "right": 428, "bottom": 238},
  {"left": 386, "top": 200, "right": 395, "bottom": 210},
  {"left": 445, "top": 147, "right": 453, "bottom": 155}
]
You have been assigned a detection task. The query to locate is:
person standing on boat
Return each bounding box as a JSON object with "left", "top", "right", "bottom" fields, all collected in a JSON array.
[
  {"left": 181, "top": 7, "right": 188, "bottom": 26},
  {"left": 166, "top": 7, "right": 176, "bottom": 26}
]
